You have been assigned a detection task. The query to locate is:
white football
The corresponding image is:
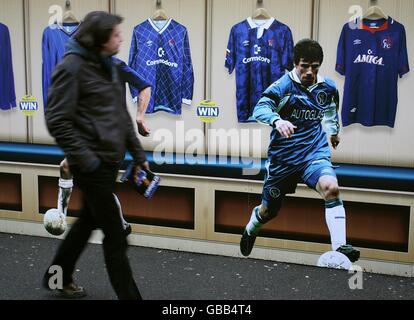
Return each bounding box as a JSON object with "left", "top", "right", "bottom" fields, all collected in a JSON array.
[
  {"left": 317, "top": 251, "right": 352, "bottom": 270},
  {"left": 44, "top": 208, "right": 67, "bottom": 236}
]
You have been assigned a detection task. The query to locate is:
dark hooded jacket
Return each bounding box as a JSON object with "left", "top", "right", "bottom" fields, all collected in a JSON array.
[{"left": 45, "top": 39, "right": 147, "bottom": 172}]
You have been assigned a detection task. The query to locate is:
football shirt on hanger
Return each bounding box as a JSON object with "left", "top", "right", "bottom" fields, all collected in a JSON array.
[
  {"left": 336, "top": 17, "right": 409, "bottom": 127},
  {"left": 225, "top": 17, "right": 294, "bottom": 122},
  {"left": 0, "top": 23, "right": 16, "bottom": 110}
]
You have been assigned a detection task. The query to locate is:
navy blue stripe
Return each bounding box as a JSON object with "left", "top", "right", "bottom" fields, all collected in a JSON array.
[
  {"left": 254, "top": 207, "right": 264, "bottom": 224},
  {"left": 325, "top": 198, "right": 343, "bottom": 209}
]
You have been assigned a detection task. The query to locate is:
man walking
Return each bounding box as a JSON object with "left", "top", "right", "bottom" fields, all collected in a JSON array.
[{"left": 44, "top": 11, "right": 147, "bottom": 300}]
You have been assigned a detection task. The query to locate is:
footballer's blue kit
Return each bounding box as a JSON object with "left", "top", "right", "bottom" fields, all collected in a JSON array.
[
  {"left": 0, "top": 23, "right": 16, "bottom": 110},
  {"left": 225, "top": 17, "right": 294, "bottom": 122},
  {"left": 336, "top": 17, "right": 409, "bottom": 127},
  {"left": 129, "top": 18, "right": 194, "bottom": 115},
  {"left": 253, "top": 71, "right": 340, "bottom": 208}
]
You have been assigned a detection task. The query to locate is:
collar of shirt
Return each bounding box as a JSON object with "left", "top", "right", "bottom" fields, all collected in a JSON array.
[
  {"left": 247, "top": 17, "right": 275, "bottom": 39},
  {"left": 289, "top": 70, "right": 325, "bottom": 88}
]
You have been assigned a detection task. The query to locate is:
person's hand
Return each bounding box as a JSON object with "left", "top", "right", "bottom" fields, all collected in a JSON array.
[
  {"left": 140, "top": 161, "right": 150, "bottom": 171},
  {"left": 137, "top": 119, "right": 151, "bottom": 137},
  {"left": 132, "top": 161, "right": 150, "bottom": 183},
  {"left": 274, "top": 119, "right": 297, "bottom": 138},
  {"left": 330, "top": 135, "right": 340, "bottom": 150}
]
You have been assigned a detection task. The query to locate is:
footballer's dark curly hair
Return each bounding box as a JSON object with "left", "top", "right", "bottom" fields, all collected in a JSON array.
[
  {"left": 74, "top": 11, "right": 123, "bottom": 52},
  {"left": 293, "top": 39, "right": 324, "bottom": 65}
]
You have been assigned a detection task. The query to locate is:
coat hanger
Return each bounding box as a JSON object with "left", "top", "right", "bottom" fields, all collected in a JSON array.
[
  {"left": 62, "top": 0, "right": 79, "bottom": 23},
  {"left": 63, "top": 10, "right": 79, "bottom": 23},
  {"left": 252, "top": 7, "right": 271, "bottom": 20},
  {"left": 363, "top": 5, "right": 388, "bottom": 20},
  {"left": 151, "top": 8, "right": 169, "bottom": 21},
  {"left": 152, "top": 0, "right": 168, "bottom": 21}
]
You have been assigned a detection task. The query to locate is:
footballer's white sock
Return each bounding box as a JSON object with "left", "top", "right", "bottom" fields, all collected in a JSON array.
[
  {"left": 325, "top": 198, "right": 346, "bottom": 251},
  {"left": 57, "top": 178, "right": 73, "bottom": 216},
  {"left": 246, "top": 206, "right": 264, "bottom": 236}
]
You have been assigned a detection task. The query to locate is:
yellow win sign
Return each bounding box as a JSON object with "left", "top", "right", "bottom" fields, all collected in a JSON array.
[
  {"left": 19, "top": 95, "right": 39, "bottom": 117},
  {"left": 197, "top": 100, "right": 220, "bottom": 123}
]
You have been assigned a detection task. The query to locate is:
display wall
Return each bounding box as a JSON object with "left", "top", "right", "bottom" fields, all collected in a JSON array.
[{"left": 0, "top": 0, "right": 413, "bottom": 167}]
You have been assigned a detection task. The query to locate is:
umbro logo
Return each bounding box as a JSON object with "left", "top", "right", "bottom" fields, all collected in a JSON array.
[
  {"left": 353, "top": 39, "right": 362, "bottom": 45},
  {"left": 350, "top": 108, "right": 357, "bottom": 113},
  {"left": 242, "top": 40, "right": 250, "bottom": 46},
  {"left": 146, "top": 40, "right": 153, "bottom": 47}
]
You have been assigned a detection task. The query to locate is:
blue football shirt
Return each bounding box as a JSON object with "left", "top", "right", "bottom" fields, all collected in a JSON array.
[
  {"left": 0, "top": 23, "right": 16, "bottom": 110},
  {"left": 225, "top": 17, "right": 294, "bottom": 123},
  {"left": 42, "top": 25, "right": 150, "bottom": 110},
  {"left": 254, "top": 71, "right": 340, "bottom": 166},
  {"left": 336, "top": 17, "right": 410, "bottom": 127},
  {"left": 42, "top": 22, "right": 80, "bottom": 107},
  {"left": 128, "top": 18, "right": 194, "bottom": 115}
]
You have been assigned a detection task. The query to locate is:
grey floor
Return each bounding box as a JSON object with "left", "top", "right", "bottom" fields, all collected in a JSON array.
[{"left": 1, "top": 232, "right": 414, "bottom": 300}]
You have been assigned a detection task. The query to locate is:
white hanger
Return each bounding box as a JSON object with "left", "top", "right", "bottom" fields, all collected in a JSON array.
[
  {"left": 62, "top": 0, "right": 79, "bottom": 23},
  {"left": 151, "top": 8, "right": 169, "bottom": 21},
  {"left": 63, "top": 10, "right": 79, "bottom": 23},
  {"left": 252, "top": 7, "right": 271, "bottom": 20},
  {"left": 363, "top": 5, "right": 388, "bottom": 20}
]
